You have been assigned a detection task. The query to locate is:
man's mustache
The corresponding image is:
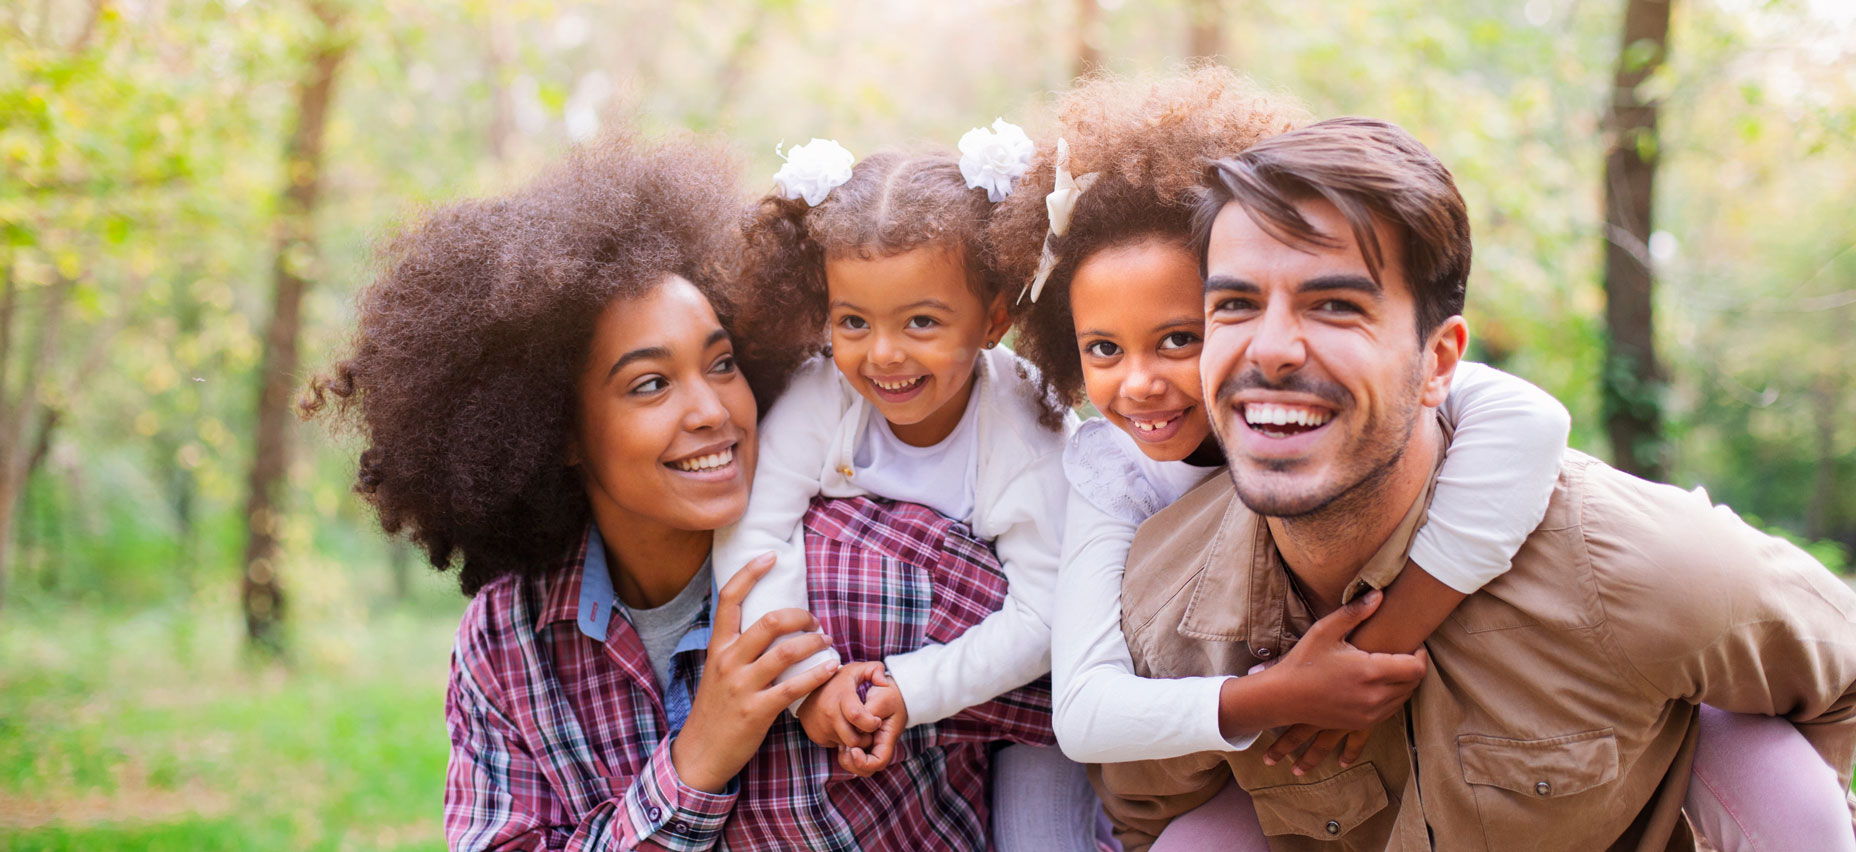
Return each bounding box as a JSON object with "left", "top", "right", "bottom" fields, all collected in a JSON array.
[{"left": 1212, "top": 369, "right": 1352, "bottom": 411}]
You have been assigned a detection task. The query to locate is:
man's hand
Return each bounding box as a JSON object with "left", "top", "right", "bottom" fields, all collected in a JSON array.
[
  {"left": 672, "top": 554, "right": 840, "bottom": 793},
  {"left": 797, "top": 661, "right": 887, "bottom": 750},
  {"left": 1219, "top": 590, "right": 1427, "bottom": 769},
  {"left": 837, "top": 669, "right": 908, "bottom": 777}
]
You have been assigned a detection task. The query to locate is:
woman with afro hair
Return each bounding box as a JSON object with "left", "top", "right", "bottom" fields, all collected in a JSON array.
[
  {"left": 306, "top": 132, "right": 1057, "bottom": 851},
  {"left": 989, "top": 68, "right": 1581, "bottom": 850}
]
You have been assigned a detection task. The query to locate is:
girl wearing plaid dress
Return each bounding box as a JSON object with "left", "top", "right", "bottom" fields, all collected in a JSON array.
[{"left": 713, "top": 128, "right": 1106, "bottom": 850}]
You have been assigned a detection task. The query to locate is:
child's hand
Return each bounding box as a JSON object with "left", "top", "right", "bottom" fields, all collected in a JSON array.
[
  {"left": 797, "top": 661, "right": 887, "bottom": 750},
  {"left": 838, "top": 670, "right": 908, "bottom": 777},
  {"left": 1263, "top": 726, "right": 1373, "bottom": 775}
]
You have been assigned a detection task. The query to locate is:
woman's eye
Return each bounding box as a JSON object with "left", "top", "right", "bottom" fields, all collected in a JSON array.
[
  {"left": 1158, "top": 331, "right": 1200, "bottom": 351},
  {"left": 1083, "top": 340, "right": 1120, "bottom": 358},
  {"left": 905, "top": 315, "right": 938, "bottom": 330},
  {"left": 838, "top": 315, "right": 868, "bottom": 331},
  {"left": 630, "top": 376, "right": 668, "bottom": 395}
]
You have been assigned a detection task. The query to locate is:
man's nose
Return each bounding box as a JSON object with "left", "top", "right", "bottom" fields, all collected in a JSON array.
[{"left": 1246, "top": 302, "right": 1306, "bottom": 381}]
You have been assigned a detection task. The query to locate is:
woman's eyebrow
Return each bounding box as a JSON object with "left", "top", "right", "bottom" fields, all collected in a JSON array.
[{"left": 606, "top": 346, "right": 669, "bottom": 382}]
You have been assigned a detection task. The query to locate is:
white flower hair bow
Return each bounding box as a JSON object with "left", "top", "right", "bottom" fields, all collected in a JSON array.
[
  {"left": 772, "top": 138, "right": 855, "bottom": 206},
  {"left": 958, "top": 118, "right": 1034, "bottom": 203},
  {"left": 1021, "top": 137, "right": 1099, "bottom": 303}
]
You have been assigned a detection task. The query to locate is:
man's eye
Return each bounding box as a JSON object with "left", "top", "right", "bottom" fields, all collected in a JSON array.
[
  {"left": 1158, "top": 331, "right": 1200, "bottom": 350},
  {"left": 838, "top": 315, "right": 868, "bottom": 331},
  {"left": 1083, "top": 340, "right": 1120, "bottom": 358},
  {"left": 1316, "top": 299, "right": 1363, "bottom": 315},
  {"left": 630, "top": 376, "right": 668, "bottom": 395},
  {"left": 905, "top": 315, "right": 938, "bottom": 330},
  {"left": 1214, "top": 298, "right": 1257, "bottom": 313}
]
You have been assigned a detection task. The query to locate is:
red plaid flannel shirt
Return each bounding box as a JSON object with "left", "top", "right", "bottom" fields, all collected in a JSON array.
[{"left": 444, "top": 496, "right": 1056, "bottom": 851}]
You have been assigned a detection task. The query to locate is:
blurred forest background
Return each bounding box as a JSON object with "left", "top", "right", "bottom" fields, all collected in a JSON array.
[{"left": 1, "top": 0, "right": 1852, "bottom": 849}]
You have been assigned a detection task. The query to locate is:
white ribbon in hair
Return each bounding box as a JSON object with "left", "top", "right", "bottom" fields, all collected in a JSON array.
[{"left": 1021, "top": 137, "right": 1099, "bottom": 304}]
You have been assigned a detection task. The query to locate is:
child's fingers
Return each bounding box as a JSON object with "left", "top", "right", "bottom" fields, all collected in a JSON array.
[
  {"left": 1292, "top": 729, "right": 1350, "bottom": 776},
  {"left": 1263, "top": 724, "right": 1319, "bottom": 766},
  {"left": 831, "top": 708, "right": 872, "bottom": 749},
  {"left": 842, "top": 693, "right": 884, "bottom": 733},
  {"left": 1338, "top": 729, "right": 1371, "bottom": 768},
  {"left": 865, "top": 714, "right": 902, "bottom": 773}
]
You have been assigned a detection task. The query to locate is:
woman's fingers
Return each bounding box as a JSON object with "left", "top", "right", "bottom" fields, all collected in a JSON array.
[
  {"left": 713, "top": 553, "right": 778, "bottom": 640},
  {"left": 769, "top": 658, "right": 840, "bottom": 710},
  {"left": 743, "top": 628, "right": 832, "bottom": 685},
  {"left": 730, "top": 607, "right": 821, "bottom": 664}
]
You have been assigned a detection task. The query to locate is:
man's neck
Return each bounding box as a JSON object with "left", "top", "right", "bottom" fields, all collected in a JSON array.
[{"left": 1266, "top": 417, "right": 1442, "bottom": 616}]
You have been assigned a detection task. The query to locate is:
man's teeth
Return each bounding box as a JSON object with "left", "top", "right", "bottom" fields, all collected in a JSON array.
[
  {"left": 873, "top": 377, "right": 924, "bottom": 392},
  {"left": 1244, "top": 403, "right": 1332, "bottom": 428},
  {"left": 673, "top": 448, "right": 733, "bottom": 472}
]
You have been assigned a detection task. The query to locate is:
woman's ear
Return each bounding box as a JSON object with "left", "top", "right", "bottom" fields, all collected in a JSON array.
[{"left": 564, "top": 430, "right": 584, "bottom": 468}]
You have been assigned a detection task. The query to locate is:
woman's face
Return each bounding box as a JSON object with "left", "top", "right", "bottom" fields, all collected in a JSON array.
[
  {"left": 572, "top": 275, "right": 759, "bottom": 536},
  {"left": 1069, "top": 237, "right": 1214, "bottom": 462}
]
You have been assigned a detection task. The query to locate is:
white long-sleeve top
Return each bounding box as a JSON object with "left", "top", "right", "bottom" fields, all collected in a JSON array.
[
  {"left": 1051, "top": 361, "right": 1572, "bottom": 763},
  {"left": 712, "top": 346, "right": 1077, "bottom": 726}
]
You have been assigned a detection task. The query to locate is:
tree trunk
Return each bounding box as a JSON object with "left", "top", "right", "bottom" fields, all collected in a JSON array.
[
  {"left": 1187, "top": 0, "right": 1223, "bottom": 62},
  {"left": 241, "top": 1, "right": 348, "bottom": 654},
  {"left": 1600, "top": 0, "right": 1673, "bottom": 481},
  {"left": 1074, "top": 0, "right": 1101, "bottom": 79}
]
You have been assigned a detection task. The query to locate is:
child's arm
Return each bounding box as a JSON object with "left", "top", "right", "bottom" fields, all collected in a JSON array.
[
  {"left": 878, "top": 444, "right": 1070, "bottom": 727},
  {"left": 711, "top": 358, "right": 847, "bottom": 684},
  {"left": 1053, "top": 486, "right": 1255, "bottom": 762},
  {"left": 1264, "top": 361, "right": 1570, "bottom": 771}
]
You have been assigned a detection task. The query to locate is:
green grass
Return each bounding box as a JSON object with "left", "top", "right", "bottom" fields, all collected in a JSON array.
[{"left": 0, "top": 598, "right": 463, "bottom": 852}]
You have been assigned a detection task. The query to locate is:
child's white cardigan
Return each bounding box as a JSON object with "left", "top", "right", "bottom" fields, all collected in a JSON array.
[{"left": 713, "top": 346, "right": 1076, "bottom": 725}]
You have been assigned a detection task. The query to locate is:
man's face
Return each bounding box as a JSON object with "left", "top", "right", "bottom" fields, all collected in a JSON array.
[{"left": 1200, "top": 197, "right": 1459, "bottom": 517}]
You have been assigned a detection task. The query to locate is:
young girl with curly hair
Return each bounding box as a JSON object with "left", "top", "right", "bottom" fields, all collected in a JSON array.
[
  {"left": 306, "top": 133, "right": 1065, "bottom": 852},
  {"left": 712, "top": 134, "right": 1108, "bottom": 849},
  {"left": 990, "top": 68, "right": 1852, "bottom": 852}
]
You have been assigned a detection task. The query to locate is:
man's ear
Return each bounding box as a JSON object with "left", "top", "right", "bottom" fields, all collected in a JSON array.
[
  {"left": 983, "top": 292, "right": 1014, "bottom": 347},
  {"left": 1420, "top": 315, "right": 1468, "bottom": 408}
]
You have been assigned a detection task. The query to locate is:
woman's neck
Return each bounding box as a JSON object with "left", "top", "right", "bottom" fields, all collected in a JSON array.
[{"left": 594, "top": 513, "right": 714, "bottom": 609}]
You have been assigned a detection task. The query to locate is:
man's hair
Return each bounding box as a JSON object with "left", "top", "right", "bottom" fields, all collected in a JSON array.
[{"left": 1193, "top": 117, "right": 1471, "bottom": 337}]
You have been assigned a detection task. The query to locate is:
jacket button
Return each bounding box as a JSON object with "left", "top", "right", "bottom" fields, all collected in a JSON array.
[
  {"left": 838, "top": 466, "right": 854, "bottom": 478},
  {"left": 1535, "top": 780, "right": 1551, "bottom": 796},
  {"left": 1254, "top": 647, "right": 1273, "bottom": 659},
  {"left": 1325, "top": 820, "right": 1341, "bottom": 835}
]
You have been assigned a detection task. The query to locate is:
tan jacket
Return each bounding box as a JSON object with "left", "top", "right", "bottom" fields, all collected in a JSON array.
[{"left": 1096, "top": 442, "right": 1856, "bottom": 852}]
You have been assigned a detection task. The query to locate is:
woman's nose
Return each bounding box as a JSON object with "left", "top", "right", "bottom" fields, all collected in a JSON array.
[{"left": 682, "top": 381, "right": 730, "bottom": 431}]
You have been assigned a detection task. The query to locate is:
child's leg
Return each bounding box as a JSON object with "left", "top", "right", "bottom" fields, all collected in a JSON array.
[
  {"left": 1685, "top": 704, "right": 1856, "bottom": 852},
  {"left": 990, "top": 743, "right": 1103, "bottom": 852},
  {"left": 1152, "top": 782, "right": 1269, "bottom": 852}
]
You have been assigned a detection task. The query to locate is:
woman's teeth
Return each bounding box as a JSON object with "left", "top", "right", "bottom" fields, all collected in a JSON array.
[
  {"left": 1244, "top": 403, "right": 1332, "bottom": 428},
  {"left": 873, "top": 376, "right": 925, "bottom": 392},
  {"left": 673, "top": 447, "right": 733, "bottom": 472}
]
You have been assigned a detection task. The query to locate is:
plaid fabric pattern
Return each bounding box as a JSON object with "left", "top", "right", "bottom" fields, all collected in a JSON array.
[{"left": 444, "top": 496, "right": 1055, "bottom": 852}]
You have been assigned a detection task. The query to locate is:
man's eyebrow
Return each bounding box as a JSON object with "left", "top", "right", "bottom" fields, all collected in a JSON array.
[
  {"left": 1204, "top": 275, "right": 1260, "bottom": 295},
  {"left": 1298, "top": 274, "right": 1382, "bottom": 297},
  {"left": 606, "top": 346, "right": 669, "bottom": 382}
]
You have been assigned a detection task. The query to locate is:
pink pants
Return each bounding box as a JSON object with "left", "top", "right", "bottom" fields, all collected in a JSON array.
[{"left": 1151, "top": 706, "right": 1855, "bottom": 852}]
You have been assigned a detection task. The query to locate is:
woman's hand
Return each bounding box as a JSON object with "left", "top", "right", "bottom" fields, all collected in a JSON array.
[{"left": 672, "top": 554, "right": 840, "bottom": 793}]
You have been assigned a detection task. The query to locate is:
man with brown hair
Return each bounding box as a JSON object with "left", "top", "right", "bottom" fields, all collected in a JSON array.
[{"left": 1095, "top": 117, "right": 1856, "bottom": 850}]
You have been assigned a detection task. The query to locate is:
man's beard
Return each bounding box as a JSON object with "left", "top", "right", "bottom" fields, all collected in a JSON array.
[{"left": 1211, "top": 359, "right": 1425, "bottom": 521}]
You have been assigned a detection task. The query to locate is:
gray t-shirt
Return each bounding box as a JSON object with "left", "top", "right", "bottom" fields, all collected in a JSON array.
[{"left": 623, "top": 561, "right": 712, "bottom": 691}]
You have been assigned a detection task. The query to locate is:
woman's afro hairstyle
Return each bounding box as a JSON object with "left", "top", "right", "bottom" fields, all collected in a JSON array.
[
  {"left": 987, "top": 66, "right": 1308, "bottom": 411},
  {"left": 303, "top": 132, "right": 765, "bottom": 596}
]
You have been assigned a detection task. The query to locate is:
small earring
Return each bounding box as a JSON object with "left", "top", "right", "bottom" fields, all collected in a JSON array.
[{"left": 983, "top": 340, "right": 996, "bottom": 350}]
